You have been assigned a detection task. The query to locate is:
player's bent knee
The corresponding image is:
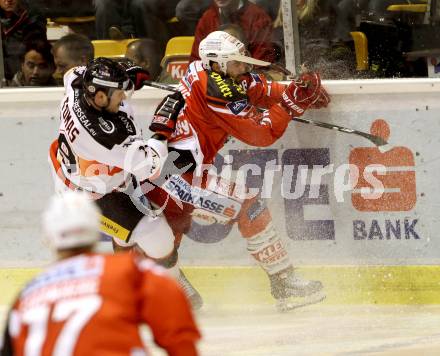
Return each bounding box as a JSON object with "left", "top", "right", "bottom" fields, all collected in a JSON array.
[
  {"left": 130, "top": 215, "right": 175, "bottom": 258},
  {"left": 154, "top": 247, "right": 179, "bottom": 268}
]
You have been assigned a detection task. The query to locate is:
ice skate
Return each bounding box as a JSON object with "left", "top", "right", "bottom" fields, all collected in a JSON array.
[
  {"left": 177, "top": 269, "right": 204, "bottom": 310},
  {"left": 269, "top": 267, "right": 325, "bottom": 312}
]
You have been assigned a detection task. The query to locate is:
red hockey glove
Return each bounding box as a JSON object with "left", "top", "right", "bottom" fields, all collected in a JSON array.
[
  {"left": 149, "top": 92, "right": 185, "bottom": 139},
  {"left": 281, "top": 72, "right": 323, "bottom": 117},
  {"left": 310, "top": 86, "right": 330, "bottom": 109}
]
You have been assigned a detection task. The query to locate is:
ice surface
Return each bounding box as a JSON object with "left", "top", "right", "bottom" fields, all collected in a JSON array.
[
  {"left": 143, "top": 304, "right": 440, "bottom": 355},
  {"left": 2, "top": 303, "right": 440, "bottom": 355}
]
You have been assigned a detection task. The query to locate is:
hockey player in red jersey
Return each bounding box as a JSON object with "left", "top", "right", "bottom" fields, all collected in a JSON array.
[
  {"left": 147, "top": 31, "right": 330, "bottom": 311},
  {"left": 0, "top": 191, "right": 201, "bottom": 356}
]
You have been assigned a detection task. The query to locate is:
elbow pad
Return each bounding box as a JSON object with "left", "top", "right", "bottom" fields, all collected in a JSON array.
[
  {"left": 145, "top": 138, "right": 168, "bottom": 180},
  {"left": 124, "top": 138, "right": 168, "bottom": 181}
]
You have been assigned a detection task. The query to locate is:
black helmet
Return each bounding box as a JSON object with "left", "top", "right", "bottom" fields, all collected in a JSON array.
[{"left": 83, "top": 57, "right": 132, "bottom": 98}]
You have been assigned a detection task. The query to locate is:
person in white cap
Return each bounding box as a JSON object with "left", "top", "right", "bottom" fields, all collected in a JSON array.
[
  {"left": 147, "top": 30, "right": 331, "bottom": 312},
  {"left": 0, "top": 191, "right": 201, "bottom": 356}
]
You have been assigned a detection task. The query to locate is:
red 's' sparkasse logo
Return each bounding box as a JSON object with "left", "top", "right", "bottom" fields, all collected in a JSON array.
[{"left": 349, "top": 119, "right": 416, "bottom": 211}]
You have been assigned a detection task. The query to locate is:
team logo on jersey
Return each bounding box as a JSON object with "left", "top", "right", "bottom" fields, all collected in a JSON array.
[
  {"left": 250, "top": 73, "right": 262, "bottom": 83},
  {"left": 98, "top": 117, "right": 115, "bottom": 134},
  {"left": 120, "top": 115, "right": 136, "bottom": 135},
  {"left": 210, "top": 71, "right": 233, "bottom": 98},
  {"left": 226, "top": 99, "right": 248, "bottom": 115},
  {"left": 191, "top": 209, "right": 220, "bottom": 225}
]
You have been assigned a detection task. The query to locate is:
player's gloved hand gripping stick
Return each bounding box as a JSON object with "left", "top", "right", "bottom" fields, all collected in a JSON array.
[
  {"left": 280, "top": 71, "right": 329, "bottom": 117},
  {"left": 280, "top": 66, "right": 391, "bottom": 152},
  {"left": 149, "top": 92, "right": 185, "bottom": 139},
  {"left": 143, "top": 79, "right": 392, "bottom": 152}
]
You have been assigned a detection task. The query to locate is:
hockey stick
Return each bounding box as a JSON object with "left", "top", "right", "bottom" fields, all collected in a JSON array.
[
  {"left": 144, "top": 80, "right": 179, "bottom": 93},
  {"left": 294, "top": 117, "right": 391, "bottom": 152},
  {"left": 272, "top": 66, "right": 392, "bottom": 152},
  {"left": 143, "top": 80, "right": 392, "bottom": 152}
]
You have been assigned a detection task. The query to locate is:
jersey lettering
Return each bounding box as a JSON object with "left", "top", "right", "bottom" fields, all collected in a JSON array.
[
  {"left": 207, "top": 71, "right": 247, "bottom": 102},
  {"left": 174, "top": 119, "right": 191, "bottom": 137},
  {"left": 61, "top": 99, "right": 79, "bottom": 142},
  {"left": 210, "top": 72, "right": 233, "bottom": 98},
  {"left": 58, "top": 133, "right": 78, "bottom": 175},
  {"left": 13, "top": 295, "right": 102, "bottom": 356}
]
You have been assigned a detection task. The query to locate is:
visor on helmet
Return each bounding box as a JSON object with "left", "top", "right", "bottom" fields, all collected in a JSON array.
[
  {"left": 199, "top": 31, "right": 270, "bottom": 74},
  {"left": 84, "top": 57, "right": 133, "bottom": 100},
  {"left": 227, "top": 53, "right": 270, "bottom": 67}
]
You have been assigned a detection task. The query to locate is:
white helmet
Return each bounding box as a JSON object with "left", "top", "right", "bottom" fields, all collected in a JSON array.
[
  {"left": 198, "top": 31, "right": 270, "bottom": 74},
  {"left": 42, "top": 191, "right": 101, "bottom": 251}
]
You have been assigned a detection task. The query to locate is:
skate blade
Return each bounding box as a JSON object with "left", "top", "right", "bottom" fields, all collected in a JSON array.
[{"left": 276, "top": 290, "right": 326, "bottom": 312}]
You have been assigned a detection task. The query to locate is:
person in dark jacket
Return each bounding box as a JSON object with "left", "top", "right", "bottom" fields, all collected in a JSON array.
[
  {"left": 0, "top": 0, "right": 47, "bottom": 81},
  {"left": 189, "top": 0, "right": 276, "bottom": 64}
]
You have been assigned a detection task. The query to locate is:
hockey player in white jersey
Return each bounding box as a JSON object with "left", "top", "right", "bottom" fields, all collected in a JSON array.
[{"left": 48, "top": 57, "right": 202, "bottom": 307}]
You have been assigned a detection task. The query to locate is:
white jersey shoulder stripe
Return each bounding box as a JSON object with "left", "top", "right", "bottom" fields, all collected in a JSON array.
[{"left": 187, "top": 61, "right": 202, "bottom": 81}]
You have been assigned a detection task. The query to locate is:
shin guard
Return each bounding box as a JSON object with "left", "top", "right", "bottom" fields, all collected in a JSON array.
[{"left": 246, "top": 222, "right": 292, "bottom": 275}]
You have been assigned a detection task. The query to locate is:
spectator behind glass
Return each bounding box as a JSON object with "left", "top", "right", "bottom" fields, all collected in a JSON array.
[
  {"left": 127, "top": 0, "right": 183, "bottom": 48},
  {"left": 27, "top": 0, "right": 95, "bottom": 36},
  {"left": 367, "top": 0, "right": 409, "bottom": 17},
  {"left": 94, "top": 0, "right": 132, "bottom": 39},
  {"left": 190, "top": 0, "right": 276, "bottom": 64},
  {"left": 253, "top": 0, "right": 280, "bottom": 20},
  {"left": 52, "top": 33, "right": 94, "bottom": 85},
  {"left": 9, "top": 38, "right": 56, "bottom": 86},
  {"left": 28, "top": 0, "right": 94, "bottom": 18},
  {"left": 327, "top": 0, "right": 361, "bottom": 44},
  {"left": 125, "top": 39, "right": 162, "bottom": 80},
  {"left": 94, "top": 0, "right": 210, "bottom": 43},
  {"left": 218, "top": 22, "right": 284, "bottom": 80},
  {"left": 94, "top": 0, "right": 179, "bottom": 49},
  {"left": 218, "top": 22, "right": 246, "bottom": 43},
  {"left": 175, "top": 0, "right": 211, "bottom": 34},
  {"left": 0, "top": 0, "right": 47, "bottom": 81}
]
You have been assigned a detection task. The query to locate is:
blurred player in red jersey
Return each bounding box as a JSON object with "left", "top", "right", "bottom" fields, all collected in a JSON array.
[
  {"left": 146, "top": 30, "right": 330, "bottom": 311},
  {"left": 0, "top": 191, "right": 201, "bottom": 356}
]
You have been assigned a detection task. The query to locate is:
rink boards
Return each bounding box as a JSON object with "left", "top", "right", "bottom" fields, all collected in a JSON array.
[{"left": 1, "top": 79, "right": 440, "bottom": 304}]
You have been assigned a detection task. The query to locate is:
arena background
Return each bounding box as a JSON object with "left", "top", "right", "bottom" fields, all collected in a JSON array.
[{"left": 1, "top": 80, "right": 440, "bottom": 309}]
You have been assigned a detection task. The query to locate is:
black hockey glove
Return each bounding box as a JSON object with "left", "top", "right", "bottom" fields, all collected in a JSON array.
[
  {"left": 117, "top": 59, "right": 150, "bottom": 90},
  {"left": 149, "top": 92, "right": 185, "bottom": 139},
  {"left": 126, "top": 65, "right": 151, "bottom": 90}
]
